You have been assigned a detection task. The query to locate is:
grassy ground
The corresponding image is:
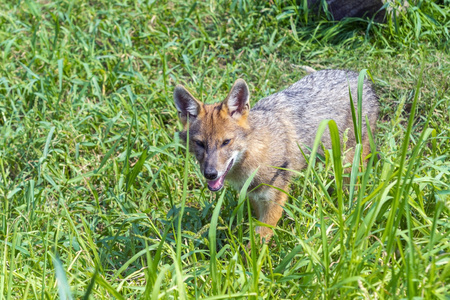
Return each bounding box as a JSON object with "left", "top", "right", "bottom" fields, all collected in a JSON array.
[{"left": 0, "top": 0, "right": 449, "bottom": 299}]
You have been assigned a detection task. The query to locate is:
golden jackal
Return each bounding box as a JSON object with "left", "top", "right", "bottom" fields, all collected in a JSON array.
[{"left": 174, "top": 70, "right": 379, "bottom": 240}]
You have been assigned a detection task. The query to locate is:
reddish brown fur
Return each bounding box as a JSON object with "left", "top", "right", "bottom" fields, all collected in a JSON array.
[{"left": 176, "top": 87, "right": 299, "bottom": 241}]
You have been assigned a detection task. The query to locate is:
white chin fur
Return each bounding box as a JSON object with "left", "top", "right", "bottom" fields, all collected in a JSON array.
[{"left": 215, "top": 153, "right": 239, "bottom": 179}]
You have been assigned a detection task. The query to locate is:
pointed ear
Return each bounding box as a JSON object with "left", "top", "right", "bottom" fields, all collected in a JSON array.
[
  {"left": 173, "top": 85, "right": 202, "bottom": 126},
  {"left": 223, "top": 79, "right": 250, "bottom": 120}
]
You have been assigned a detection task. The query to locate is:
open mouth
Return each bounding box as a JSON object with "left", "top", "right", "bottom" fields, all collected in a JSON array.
[{"left": 207, "top": 159, "right": 234, "bottom": 192}]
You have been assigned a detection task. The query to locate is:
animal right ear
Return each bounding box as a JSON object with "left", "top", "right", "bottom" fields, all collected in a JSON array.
[
  {"left": 173, "top": 85, "right": 202, "bottom": 126},
  {"left": 223, "top": 79, "right": 250, "bottom": 120}
]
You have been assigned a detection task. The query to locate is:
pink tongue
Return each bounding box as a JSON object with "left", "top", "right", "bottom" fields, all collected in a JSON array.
[{"left": 208, "top": 175, "right": 224, "bottom": 191}]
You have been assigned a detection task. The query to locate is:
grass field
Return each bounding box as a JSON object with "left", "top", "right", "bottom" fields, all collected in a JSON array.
[{"left": 0, "top": 0, "right": 449, "bottom": 299}]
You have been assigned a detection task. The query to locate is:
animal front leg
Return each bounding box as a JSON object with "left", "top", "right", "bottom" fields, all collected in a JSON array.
[{"left": 250, "top": 189, "right": 288, "bottom": 242}]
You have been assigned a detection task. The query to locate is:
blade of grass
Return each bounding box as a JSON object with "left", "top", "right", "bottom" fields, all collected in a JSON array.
[
  {"left": 52, "top": 255, "right": 73, "bottom": 300},
  {"left": 229, "top": 168, "right": 259, "bottom": 245},
  {"left": 209, "top": 189, "right": 226, "bottom": 295},
  {"left": 382, "top": 61, "right": 424, "bottom": 253},
  {"left": 82, "top": 268, "right": 98, "bottom": 300}
]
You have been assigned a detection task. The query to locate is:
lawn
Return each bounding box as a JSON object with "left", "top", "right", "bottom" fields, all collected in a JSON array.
[{"left": 0, "top": 0, "right": 449, "bottom": 299}]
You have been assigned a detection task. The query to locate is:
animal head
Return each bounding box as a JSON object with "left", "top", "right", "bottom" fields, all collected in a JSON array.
[{"left": 174, "top": 79, "right": 250, "bottom": 192}]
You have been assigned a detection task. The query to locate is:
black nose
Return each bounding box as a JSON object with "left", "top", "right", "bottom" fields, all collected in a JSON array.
[{"left": 204, "top": 168, "right": 218, "bottom": 180}]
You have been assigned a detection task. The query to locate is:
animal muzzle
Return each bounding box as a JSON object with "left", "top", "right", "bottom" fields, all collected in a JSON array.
[{"left": 204, "top": 159, "right": 234, "bottom": 192}]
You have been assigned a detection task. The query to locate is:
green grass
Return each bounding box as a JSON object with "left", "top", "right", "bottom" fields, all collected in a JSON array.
[{"left": 0, "top": 0, "right": 449, "bottom": 298}]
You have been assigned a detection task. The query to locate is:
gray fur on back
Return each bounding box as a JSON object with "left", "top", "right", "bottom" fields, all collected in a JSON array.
[{"left": 251, "top": 69, "right": 379, "bottom": 152}]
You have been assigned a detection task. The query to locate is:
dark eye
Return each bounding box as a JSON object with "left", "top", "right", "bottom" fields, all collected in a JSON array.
[
  {"left": 222, "top": 139, "right": 231, "bottom": 146},
  {"left": 195, "top": 140, "right": 205, "bottom": 148}
]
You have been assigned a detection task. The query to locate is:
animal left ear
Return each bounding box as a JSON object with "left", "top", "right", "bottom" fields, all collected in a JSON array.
[
  {"left": 173, "top": 85, "right": 203, "bottom": 126},
  {"left": 223, "top": 79, "right": 250, "bottom": 120}
]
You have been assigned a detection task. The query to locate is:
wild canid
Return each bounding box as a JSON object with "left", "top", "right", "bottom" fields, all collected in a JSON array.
[{"left": 173, "top": 70, "right": 379, "bottom": 241}]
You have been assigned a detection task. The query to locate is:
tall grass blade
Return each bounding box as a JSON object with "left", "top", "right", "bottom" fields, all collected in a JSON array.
[
  {"left": 229, "top": 168, "right": 259, "bottom": 245},
  {"left": 356, "top": 69, "right": 368, "bottom": 144},
  {"left": 126, "top": 148, "right": 148, "bottom": 191},
  {"left": 52, "top": 255, "right": 73, "bottom": 300},
  {"left": 82, "top": 269, "right": 98, "bottom": 300},
  {"left": 382, "top": 61, "right": 424, "bottom": 252},
  {"left": 209, "top": 189, "right": 226, "bottom": 295}
]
